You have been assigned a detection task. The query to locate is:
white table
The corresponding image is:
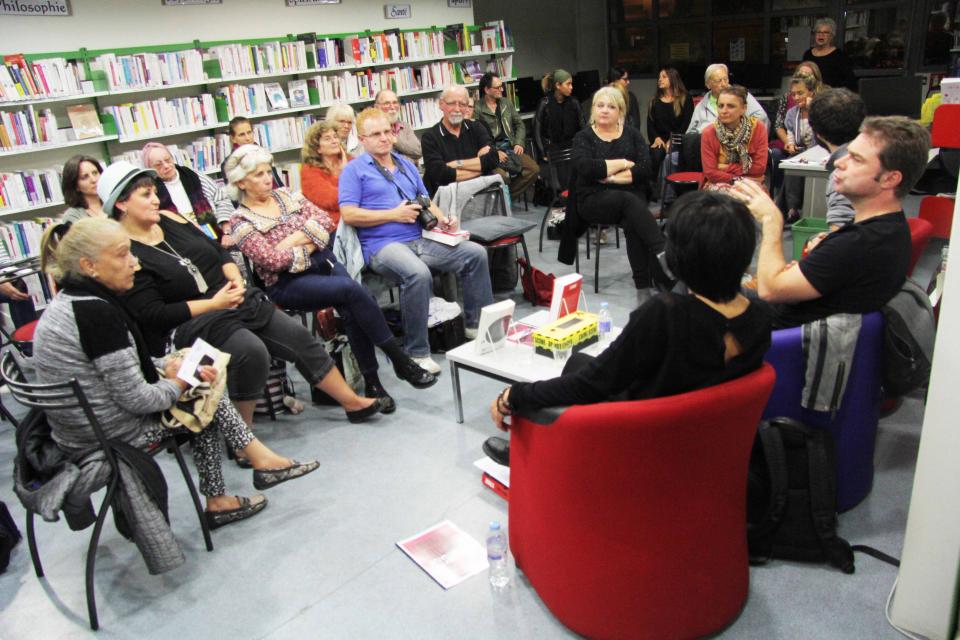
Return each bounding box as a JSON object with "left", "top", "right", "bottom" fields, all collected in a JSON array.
[
  {"left": 445, "top": 328, "right": 618, "bottom": 423},
  {"left": 779, "top": 145, "right": 830, "bottom": 219}
]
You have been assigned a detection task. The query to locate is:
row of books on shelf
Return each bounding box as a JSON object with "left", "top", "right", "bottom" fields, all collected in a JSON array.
[
  {"left": 111, "top": 132, "right": 233, "bottom": 176},
  {"left": 0, "top": 168, "right": 63, "bottom": 212},
  {"left": 209, "top": 41, "right": 310, "bottom": 78},
  {"left": 0, "top": 55, "right": 88, "bottom": 103},
  {"left": 218, "top": 80, "right": 310, "bottom": 118},
  {"left": 93, "top": 50, "right": 205, "bottom": 92},
  {"left": 310, "top": 61, "right": 454, "bottom": 105},
  {"left": 443, "top": 21, "right": 513, "bottom": 55},
  {"left": 1, "top": 217, "right": 54, "bottom": 261},
  {"left": 0, "top": 106, "right": 64, "bottom": 150},
  {"left": 103, "top": 94, "right": 219, "bottom": 139},
  {"left": 399, "top": 98, "right": 442, "bottom": 129}
]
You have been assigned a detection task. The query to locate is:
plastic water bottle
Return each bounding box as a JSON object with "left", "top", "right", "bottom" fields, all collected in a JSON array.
[
  {"left": 486, "top": 521, "right": 509, "bottom": 588},
  {"left": 598, "top": 302, "right": 612, "bottom": 345}
]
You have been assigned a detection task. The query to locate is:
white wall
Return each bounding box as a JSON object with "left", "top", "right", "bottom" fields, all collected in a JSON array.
[{"left": 1, "top": 0, "right": 474, "bottom": 53}]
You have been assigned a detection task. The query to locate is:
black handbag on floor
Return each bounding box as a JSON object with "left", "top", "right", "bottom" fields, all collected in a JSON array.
[{"left": 0, "top": 500, "right": 22, "bottom": 573}]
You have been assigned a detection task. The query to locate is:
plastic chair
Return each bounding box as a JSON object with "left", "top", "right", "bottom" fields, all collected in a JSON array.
[
  {"left": 1, "top": 351, "right": 212, "bottom": 631},
  {"left": 762, "top": 312, "right": 884, "bottom": 511},
  {"left": 918, "top": 195, "right": 955, "bottom": 240},
  {"left": 907, "top": 217, "right": 934, "bottom": 276},
  {"left": 509, "top": 364, "right": 776, "bottom": 640}
]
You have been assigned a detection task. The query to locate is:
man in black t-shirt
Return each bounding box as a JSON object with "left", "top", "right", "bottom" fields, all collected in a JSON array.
[{"left": 732, "top": 116, "right": 930, "bottom": 328}]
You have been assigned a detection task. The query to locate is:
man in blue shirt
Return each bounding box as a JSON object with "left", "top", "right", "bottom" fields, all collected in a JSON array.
[{"left": 340, "top": 108, "right": 494, "bottom": 374}]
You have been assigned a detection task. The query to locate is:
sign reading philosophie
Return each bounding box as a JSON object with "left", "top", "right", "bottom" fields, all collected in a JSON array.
[
  {"left": 0, "top": 0, "right": 71, "bottom": 16},
  {"left": 447, "top": 0, "right": 472, "bottom": 7},
  {"left": 384, "top": 3, "right": 410, "bottom": 19},
  {"left": 286, "top": 0, "right": 341, "bottom": 5}
]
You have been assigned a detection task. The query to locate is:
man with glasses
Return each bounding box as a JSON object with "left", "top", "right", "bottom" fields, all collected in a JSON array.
[
  {"left": 475, "top": 72, "right": 540, "bottom": 198},
  {"left": 421, "top": 84, "right": 503, "bottom": 195},
  {"left": 339, "top": 108, "right": 494, "bottom": 374},
  {"left": 374, "top": 89, "right": 422, "bottom": 164}
]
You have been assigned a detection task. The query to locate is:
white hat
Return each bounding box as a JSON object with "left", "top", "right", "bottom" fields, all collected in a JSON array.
[{"left": 97, "top": 161, "right": 157, "bottom": 217}]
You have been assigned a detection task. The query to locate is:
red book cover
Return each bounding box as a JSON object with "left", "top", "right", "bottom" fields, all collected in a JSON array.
[
  {"left": 549, "top": 272, "right": 583, "bottom": 320},
  {"left": 350, "top": 39, "right": 361, "bottom": 64},
  {"left": 482, "top": 472, "right": 509, "bottom": 501}
]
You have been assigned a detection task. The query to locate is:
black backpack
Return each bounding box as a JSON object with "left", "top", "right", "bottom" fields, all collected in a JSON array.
[
  {"left": 747, "top": 417, "right": 855, "bottom": 574},
  {"left": 881, "top": 278, "right": 936, "bottom": 397},
  {"left": 0, "top": 500, "right": 21, "bottom": 573}
]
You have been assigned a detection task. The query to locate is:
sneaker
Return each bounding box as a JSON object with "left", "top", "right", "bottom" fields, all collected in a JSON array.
[
  {"left": 412, "top": 355, "right": 442, "bottom": 375},
  {"left": 464, "top": 326, "right": 478, "bottom": 340}
]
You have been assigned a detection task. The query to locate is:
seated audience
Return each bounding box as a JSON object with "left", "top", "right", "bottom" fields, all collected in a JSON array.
[
  {"left": 701, "top": 85, "right": 769, "bottom": 191},
  {"left": 141, "top": 142, "right": 232, "bottom": 243},
  {"left": 683, "top": 63, "right": 770, "bottom": 172},
  {"left": 475, "top": 71, "right": 540, "bottom": 198},
  {"left": 607, "top": 66, "right": 641, "bottom": 130},
  {"left": 807, "top": 88, "right": 865, "bottom": 229},
  {"left": 340, "top": 108, "right": 494, "bottom": 375},
  {"left": 98, "top": 161, "right": 386, "bottom": 430},
  {"left": 646, "top": 66, "right": 693, "bottom": 199},
  {"left": 731, "top": 116, "right": 929, "bottom": 328},
  {"left": 778, "top": 74, "right": 820, "bottom": 222},
  {"left": 557, "top": 86, "right": 672, "bottom": 292},
  {"left": 803, "top": 18, "right": 857, "bottom": 91},
  {"left": 421, "top": 84, "right": 502, "bottom": 195},
  {"left": 60, "top": 155, "right": 105, "bottom": 223},
  {"left": 484, "top": 190, "right": 772, "bottom": 463},
  {"left": 227, "top": 144, "right": 437, "bottom": 411},
  {"left": 217, "top": 116, "right": 283, "bottom": 244},
  {"left": 374, "top": 89, "right": 422, "bottom": 164},
  {"left": 538, "top": 68, "right": 584, "bottom": 156},
  {"left": 772, "top": 61, "right": 822, "bottom": 152},
  {"left": 326, "top": 103, "right": 363, "bottom": 157},
  {"left": 34, "top": 217, "right": 319, "bottom": 531},
  {"left": 300, "top": 121, "right": 348, "bottom": 227}
]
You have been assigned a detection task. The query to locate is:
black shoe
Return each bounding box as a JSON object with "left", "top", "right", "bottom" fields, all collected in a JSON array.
[
  {"left": 365, "top": 381, "right": 397, "bottom": 414},
  {"left": 346, "top": 398, "right": 384, "bottom": 423},
  {"left": 393, "top": 356, "right": 438, "bottom": 389},
  {"left": 482, "top": 436, "right": 510, "bottom": 467},
  {"left": 253, "top": 460, "right": 320, "bottom": 490},
  {"left": 204, "top": 495, "right": 268, "bottom": 530}
]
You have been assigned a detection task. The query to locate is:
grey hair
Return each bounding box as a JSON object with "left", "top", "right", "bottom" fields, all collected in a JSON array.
[
  {"left": 705, "top": 63, "right": 728, "bottom": 85},
  {"left": 41, "top": 217, "right": 125, "bottom": 282},
  {"left": 815, "top": 18, "right": 836, "bottom": 34},
  {"left": 224, "top": 144, "right": 274, "bottom": 201},
  {"left": 441, "top": 84, "right": 468, "bottom": 102},
  {"left": 324, "top": 103, "right": 356, "bottom": 124}
]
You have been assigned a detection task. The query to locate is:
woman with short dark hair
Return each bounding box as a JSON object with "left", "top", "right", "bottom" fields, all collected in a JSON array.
[
  {"left": 60, "top": 155, "right": 105, "bottom": 223},
  {"left": 486, "top": 190, "right": 772, "bottom": 455}
]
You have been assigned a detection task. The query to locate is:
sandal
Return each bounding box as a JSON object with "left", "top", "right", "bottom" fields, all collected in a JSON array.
[{"left": 204, "top": 495, "right": 268, "bottom": 530}]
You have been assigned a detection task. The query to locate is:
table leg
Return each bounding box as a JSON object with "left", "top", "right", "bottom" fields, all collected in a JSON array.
[{"left": 450, "top": 361, "right": 464, "bottom": 423}]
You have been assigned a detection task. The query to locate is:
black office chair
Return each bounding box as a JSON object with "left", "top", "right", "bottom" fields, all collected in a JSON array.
[{"left": 2, "top": 350, "right": 212, "bottom": 631}]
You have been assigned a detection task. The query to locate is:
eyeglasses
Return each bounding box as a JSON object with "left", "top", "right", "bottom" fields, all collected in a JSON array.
[
  {"left": 815, "top": 30, "right": 832, "bottom": 35},
  {"left": 361, "top": 129, "right": 392, "bottom": 139},
  {"left": 378, "top": 100, "right": 400, "bottom": 106},
  {"left": 490, "top": 84, "right": 504, "bottom": 90},
  {"left": 443, "top": 100, "right": 469, "bottom": 108}
]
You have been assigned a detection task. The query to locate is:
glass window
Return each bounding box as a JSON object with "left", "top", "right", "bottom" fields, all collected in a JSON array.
[
  {"left": 771, "top": 0, "right": 826, "bottom": 8},
  {"left": 610, "top": 26, "right": 657, "bottom": 75},
  {"left": 713, "top": 18, "right": 764, "bottom": 63},
  {"left": 659, "top": 23, "right": 709, "bottom": 66},
  {"left": 714, "top": 0, "right": 762, "bottom": 14},
  {"left": 609, "top": 0, "right": 653, "bottom": 22},
  {"left": 659, "top": 0, "right": 706, "bottom": 19},
  {"left": 770, "top": 15, "right": 818, "bottom": 69},
  {"left": 844, "top": 5, "right": 911, "bottom": 70},
  {"left": 922, "top": 2, "right": 957, "bottom": 68}
]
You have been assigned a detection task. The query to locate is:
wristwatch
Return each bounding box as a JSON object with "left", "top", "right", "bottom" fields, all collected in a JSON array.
[{"left": 456, "top": 159, "right": 464, "bottom": 168}]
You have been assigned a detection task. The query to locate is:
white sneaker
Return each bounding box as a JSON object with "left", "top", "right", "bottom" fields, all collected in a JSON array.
[
  {"left": 412, "top": 356, "right": 442, "bottom": 375},
  {"left": 464, "top": 326, "right": 478, "bottom": 340}
]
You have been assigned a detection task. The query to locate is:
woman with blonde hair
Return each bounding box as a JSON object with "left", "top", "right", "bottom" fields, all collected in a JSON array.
[
  {"left": 34, "top": 217, "right": 319, "bottom": 531},
  {"left": 557, "top": 86, "right": 672, "bottom": 292},
  {"left": 325, "top": 103, "right": 362, "bottom": 157},
  {"left": 299, "top": 120, "right": 349, "bottom": 227}
]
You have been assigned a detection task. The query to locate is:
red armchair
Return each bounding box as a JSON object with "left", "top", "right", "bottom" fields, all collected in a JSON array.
[
  {"left": 508, "top": 364, "right": 776, "bottom": 640},
  {"left": 907, "top": 217, "right": 934, "bottom": 276}
]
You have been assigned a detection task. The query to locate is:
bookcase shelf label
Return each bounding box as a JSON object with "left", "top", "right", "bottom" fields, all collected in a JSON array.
[
  {"left": 385, "top": 4, "right": 411, "bottom": 19},
  {"left": 0, "top": 0, "right": 70, "bottom": 17},
  {"left": 447, "top": 0, "right": 471, "bottom": 7},
  {"left": 286, "top": 0, "right": 340, "bottom": 5}
]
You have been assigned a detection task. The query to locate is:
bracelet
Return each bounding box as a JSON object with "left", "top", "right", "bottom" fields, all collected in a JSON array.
[{"left": 497, "top": 387, "right": 513, "bottom": 416}]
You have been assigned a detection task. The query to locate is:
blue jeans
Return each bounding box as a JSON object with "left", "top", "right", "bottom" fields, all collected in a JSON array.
[
  {"left": 369, "top": 238, "right": 493, "bottom": 357},
  {"left": 267, "top": 261, "right": 394, "bottom": 374}
]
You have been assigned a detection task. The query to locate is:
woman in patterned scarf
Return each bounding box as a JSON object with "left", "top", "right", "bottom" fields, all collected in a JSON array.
[{"left": 701, "top": 85, "right": 769, "bottom": 191}]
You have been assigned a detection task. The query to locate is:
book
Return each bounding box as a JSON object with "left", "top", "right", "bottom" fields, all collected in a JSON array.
[
  {"left": 475, "top": 299, "right": 515, "bottom": 354},
  {"left": 287, "top": 79, "right": 308, "bottom": 107},
  {"left": 66, "top": 104, "right": 104, "bottom": 139},
  {"left": 264, "top": 83, "right": 288, "bottom": 110},
  {"left": 549, "top": 272, "right": 583, "bottom": 321},
  {"left": 396, "top": 520, "right": 488, "bottom": 590},
  {"left": 474, "top": 456, "right": 510, "bottom": 498},
  {"left": 422, "top": 228, "right": 470, "bottom": 246}
]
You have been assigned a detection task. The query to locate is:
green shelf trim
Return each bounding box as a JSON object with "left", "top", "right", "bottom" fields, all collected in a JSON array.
[
  {"left": 198, "top": 34, "right": 300, "bottom": 48},
  {"left": 83, "top": 42, "right": 200, "bottom": 58}
]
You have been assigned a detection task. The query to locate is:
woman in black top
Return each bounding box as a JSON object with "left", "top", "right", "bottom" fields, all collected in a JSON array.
[
  {"left": 488, "top": 190, "right": 772, "bottom": 437},
  {"left": 538, "top": 68, "right": 584, "bottom": 156},
  {"left": 802, "top": 18, "right": 856, "bottom": 90},
  {"left": 646, "top": 66, "right": 694, "bottom": 194},
  {"left": 97, "top": 161, "right": 385, "bottom": 430},
  {"left": 608, "top": 66, "right": 642, "bottom": 130},
  {"left": 564, "top": 86, "right": 670, "bottom": 290}
]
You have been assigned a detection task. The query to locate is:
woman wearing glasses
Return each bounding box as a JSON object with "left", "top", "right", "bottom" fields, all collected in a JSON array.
[{"left": 802, "top": 18, "right": 856, "bottom": 90}]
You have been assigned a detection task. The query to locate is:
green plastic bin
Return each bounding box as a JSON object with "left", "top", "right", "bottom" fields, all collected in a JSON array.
[{"left": 791, "top": 217, "right": 831, "bottom": 260}]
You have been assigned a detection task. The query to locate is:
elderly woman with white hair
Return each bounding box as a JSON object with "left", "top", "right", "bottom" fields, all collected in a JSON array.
[
  {"left": 802, "top": 17, "right": 856, "bottom": 90},
  {"left": 325, "top": 103, "right": 362, "bottom": 157},
  {"left": 98, "top": 160, "right": 387, "bottom": 430},
  {"left": 225, "top": 144, "right": 437, "bottom": 411}
]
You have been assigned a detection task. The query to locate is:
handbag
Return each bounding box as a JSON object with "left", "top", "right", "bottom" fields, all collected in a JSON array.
[
  {"left": 517, "top": 257, "right": 555, "bottom": 307},
  {"left": 159, "top": 346, "right": 231, "bottom": 433},
  {"left": 495, "top": 139, "right": 523, "bottom": 177}
]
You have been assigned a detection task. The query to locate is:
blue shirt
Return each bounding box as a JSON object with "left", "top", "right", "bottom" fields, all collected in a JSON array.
[{"left": 339, "top": 151, "right": 427, "bottom": 263}]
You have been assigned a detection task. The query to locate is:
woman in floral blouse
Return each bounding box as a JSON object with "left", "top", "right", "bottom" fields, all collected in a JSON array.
[{"left": 226, "top": 145, "right": 436, "bottom": 412}]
